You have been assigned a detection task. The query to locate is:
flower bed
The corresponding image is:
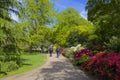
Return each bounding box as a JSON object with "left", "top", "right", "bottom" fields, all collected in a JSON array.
[
  {"left": 73, "top": 48, "right": 93, "bottom": 65},
  {"left": 80, "top": 51, "right": 120, "bottom": 80}
]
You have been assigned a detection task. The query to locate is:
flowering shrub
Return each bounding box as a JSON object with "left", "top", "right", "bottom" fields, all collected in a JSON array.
[
  {"left": 73, "top": 48, "right": 93, "bottom": 65},
  {"left": 80, "top": 51, "right": 120, "bottom": 80},
  {"left": 60, "top": 48, "right": 64, "bottom": 53},
  {"left": 70, "top": 44, "right": 84, "bottom": 52},
  {"left": 62, "top": 48, "right": 74, "bottom": 58},
  {"left": 73, "top": 48, "right": 93, "bottom": 59},
  {"left": 63, "top": 44, "right": 84, "bottom": 59}
]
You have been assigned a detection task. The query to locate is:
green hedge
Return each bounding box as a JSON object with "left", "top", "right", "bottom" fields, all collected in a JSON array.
[{"left": 0, "top": 61, "right": 19, "bottom": 72}]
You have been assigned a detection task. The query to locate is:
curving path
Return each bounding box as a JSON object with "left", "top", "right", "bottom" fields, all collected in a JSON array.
[{"left": 1, "top": 54, "right": 94, "bottom": 80}]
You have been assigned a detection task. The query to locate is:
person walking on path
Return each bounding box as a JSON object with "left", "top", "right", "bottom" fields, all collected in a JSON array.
[
  {"left": 56, "top": 46, "right": 61, "bottom": 58},
  {"left": 48, "top": 45, "right": 53, "bottom": 57}
]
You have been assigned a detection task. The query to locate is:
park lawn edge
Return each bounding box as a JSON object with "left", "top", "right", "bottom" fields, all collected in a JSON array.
[{"left": 0, "top": 53, "right": 47, "bottom": 78}]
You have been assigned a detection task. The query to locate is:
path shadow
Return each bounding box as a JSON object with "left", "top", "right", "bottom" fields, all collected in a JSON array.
[{"left": 35, "top": 59, "right": 93, "bottom": 80}]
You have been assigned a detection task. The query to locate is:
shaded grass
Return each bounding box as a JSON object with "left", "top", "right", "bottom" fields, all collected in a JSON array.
[{"left": 0, "top": 53, "right": 47, "bottom": 78}]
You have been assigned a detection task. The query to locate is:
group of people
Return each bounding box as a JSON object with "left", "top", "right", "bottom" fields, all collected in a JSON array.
[{"left": 48, "top": 45, "right": 61, "bottom": 58}]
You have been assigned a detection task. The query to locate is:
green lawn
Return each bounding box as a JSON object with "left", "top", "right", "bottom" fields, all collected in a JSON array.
[{"left": 1, "top": 53, "right": 47, "bottom": 78}]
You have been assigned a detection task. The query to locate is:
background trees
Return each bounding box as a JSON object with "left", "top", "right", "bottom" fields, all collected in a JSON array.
[
  {"left": 19, "top": 0, "right": 55, "bottom": 51},
  {"left": 86, "top": 0, "right": 120, "bottom": 53},
  {"left": 53, "top": 7, "right": 94, "bottom": 47}
]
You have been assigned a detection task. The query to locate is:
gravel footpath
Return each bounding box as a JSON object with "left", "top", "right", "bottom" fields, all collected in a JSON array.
[{"left": 1, "top": 54, "right": 94, "bottom": 80}]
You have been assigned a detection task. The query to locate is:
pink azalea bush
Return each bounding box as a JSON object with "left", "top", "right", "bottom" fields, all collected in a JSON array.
[
  {"left": 73, "top": 48, "right": 93, "bottom": 65},
  {"left": 73, "top": 48, "right": 93, "bottom": 59},
  {"left": 80, "top": 51, "right": 120, "bottom": 80}
]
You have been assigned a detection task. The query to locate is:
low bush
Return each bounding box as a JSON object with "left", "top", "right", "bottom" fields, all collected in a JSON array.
[
  {"left": 62, "top": 49, "right": 74, "bottom": 58},
  {"left": 80, "top": 51, "right": 120, "bottom": 80},
  {"left": 105, "top": 36, "right": 120, "bottom": 54},
  {"left": 1, "top": 61, "right": 19, "bottom": 72}
]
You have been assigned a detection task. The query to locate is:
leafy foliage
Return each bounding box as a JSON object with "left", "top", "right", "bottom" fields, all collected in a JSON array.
[
  {"left": 105, "top": 36, "right": 120, "bottom": 53},
  {"left": 0, "top": 61, "right": 19, "bottom": 72},
  {"left": 20, "top": 0, "right": 55, "bottom": 51},
  {"left": 62, "top": 50, "right": 74, "bottom": 59},
  {"left": 0, "top": 0, "right": 21, "bottom": 21},
  {"left": 86, "top": 0, "right": 120, "bottom": 52},
  {"left": 53, "top": 7, "right": 94, "bottom": 47}
]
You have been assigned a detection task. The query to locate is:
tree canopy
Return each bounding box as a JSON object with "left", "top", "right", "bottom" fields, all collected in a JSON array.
[
  {"left": 53, "top": 7, "right": 94, "bottom": 47},
  {"left": 86, "top": 0, "right": 120, "bottom": 52}
]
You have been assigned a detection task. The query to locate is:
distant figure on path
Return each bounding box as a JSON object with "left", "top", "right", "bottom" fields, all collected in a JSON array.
[
  {"left": 48, "top": 45, "right": 53, "bottom": 57},
  {"left": 56, "top": 46, "right": 61, "bottom": 58}
]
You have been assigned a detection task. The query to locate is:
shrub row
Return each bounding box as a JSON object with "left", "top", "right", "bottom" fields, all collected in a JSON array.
[
  {"left": 80, "top": 51, "right": 120, "bottom": 80},
  {"left": 0, "top": 61, "right": 19, "bottom": 72}
]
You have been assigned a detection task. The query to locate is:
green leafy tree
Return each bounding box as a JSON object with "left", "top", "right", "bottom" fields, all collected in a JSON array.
[
  {"left": 0, "top": 0, "right": 23, "bottom": 73},
  {"left": 20, "top": 0, "right": 55, "bottom": 52},
  {"left": 0, "top": 0, "right": 21, "bottom": 21},
  {"left": 0, "top": 0, "right": 21, "bottom": 52},
  {"left": 53, "top": 7, "right": 94, "bottom": 47},
  {"left": 53, "top": 8, "right": 82, "bottom": 46},
  {"left": 57, "top": 7, "right": 83, "bottom": 27},
  {"left": 86, "top": 0, "right": 120, "bottom": 45}
]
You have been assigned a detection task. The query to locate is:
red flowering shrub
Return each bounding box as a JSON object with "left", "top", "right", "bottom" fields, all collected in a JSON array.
[
  {"left": 80, "top": 51, "right": 120, "bottom": 80},
  {"left": 60, "top": 48, "right": 64, "bottom": 53}
]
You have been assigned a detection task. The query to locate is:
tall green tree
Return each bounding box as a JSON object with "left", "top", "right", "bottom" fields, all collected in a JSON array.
[
  {"left": 86, "top": 0, "right": 120, "bottom": 40},
  {"left": 0, "top": 0, "right": 23, "bottom": 73},
  {"left": 20, "top": 0, "right": 55, "bottom": 51},
  {"left": 86, "top": 0, "right": 120, "bottom": 52},
  {"left": 0, "top": 0, "right": 21, "bottom": 49},
  {"left": 53, "top": 7, "right": 93, "bottom": 47},
  {"left": 0, "top": 0, "right": 21, "bottom": 21},
  {"left": 0, "top": 0, "right": 21, "bottom": 47},
  {"left": 53, "top": 8, "right": 81, "bottom": 46}
]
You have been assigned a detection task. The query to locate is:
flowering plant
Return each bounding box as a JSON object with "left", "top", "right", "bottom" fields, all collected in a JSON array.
[
  {"left": 80, "top": 51, "right": 120, "bottom": 80},
  {"left": 73, "top": 48, "right": 93, "bottom": 59},
  {"left": 73, "top": 48, "right": 93, "bottom": 65},
  {"left": 70, "top": 44, "right": 83, "bottom": 52}
]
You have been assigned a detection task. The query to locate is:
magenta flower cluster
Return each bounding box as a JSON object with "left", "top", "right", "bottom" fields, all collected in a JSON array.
[
  {"left": 80, "top": 51, "right": 120, "bottom": 80},
  {"left": 73, "top": 48, "right": 93, "bottom": 59}
]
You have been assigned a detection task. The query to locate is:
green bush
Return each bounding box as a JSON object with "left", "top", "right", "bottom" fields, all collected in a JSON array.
[
  {"left": 73, "top": 55, "right": 90, "bottom": 66},
  {"left": 0, "top": 48, "right": 6, "bottom": 62},
  {"left": 105, "top": 36, "right": 120, "bottom": 54},
  {"left": 0, "top": 44, "right": 22, "bottom": 66},
  {"left": 3, "top": 44, "right": 19, "bottom": 53},
  {"left": 0, "top": 55, "right": 5, "bottom": 62},
  {"left": 1, "top": 61, "right": 19, "bottom": 72},
  {"left": 86, "top": 39, "right": 103, "bottom": 51},
  {"left": 62, "top": 48, "right": 74, "bottom": 58},
  {"left": 0, "top": 61, "right": 2, "bottom": 71},
  {"left": 62, "top": 51, "right": 74, "bottom": 58}
]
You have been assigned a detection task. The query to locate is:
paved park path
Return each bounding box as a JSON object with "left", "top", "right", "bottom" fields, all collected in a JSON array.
[{"left": 1, "top": 54, "right": 94, "bottom": 80}]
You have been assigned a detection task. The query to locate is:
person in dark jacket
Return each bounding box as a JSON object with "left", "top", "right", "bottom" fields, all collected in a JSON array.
[
  {"left": 48, "top": 45, "right": 53, "bottom": 57},
  {"left": 56, "top": 46, "right": 60, "bottom": 58}
]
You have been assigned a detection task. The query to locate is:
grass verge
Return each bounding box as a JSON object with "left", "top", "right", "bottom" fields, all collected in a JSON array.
[{"left": 0, "top": 53, "right": 47, "bottom": 78}]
